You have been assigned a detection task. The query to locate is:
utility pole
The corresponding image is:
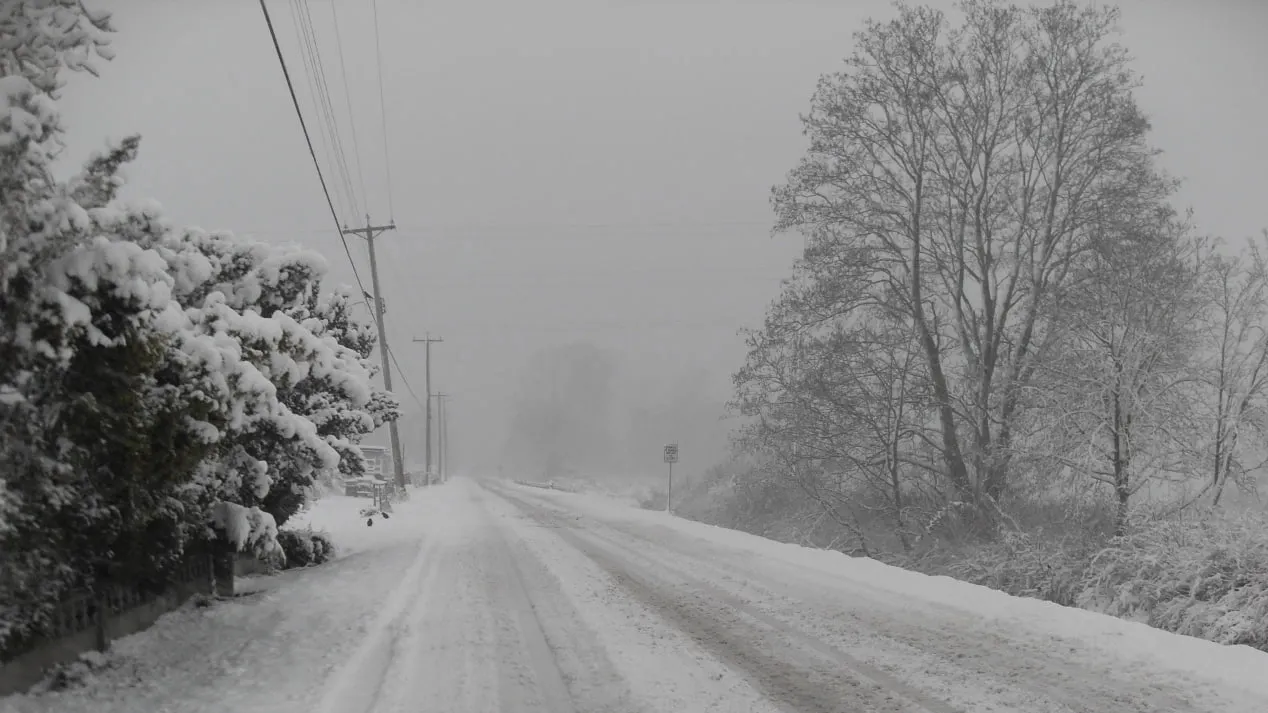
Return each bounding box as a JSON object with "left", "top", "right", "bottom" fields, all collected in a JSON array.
[
  {"left": 411, "top": 333, "right": 443, "bottom": 485},
  {"left": 342, "top": 216, "right": 406, "bottom": 492},
  {"left": 436, "top": 392, "right": 448, "bottom": 482}
]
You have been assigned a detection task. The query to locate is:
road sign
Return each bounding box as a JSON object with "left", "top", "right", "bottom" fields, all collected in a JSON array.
[{"left": 663, "top": 443, "right": 678, "bottom": 463}]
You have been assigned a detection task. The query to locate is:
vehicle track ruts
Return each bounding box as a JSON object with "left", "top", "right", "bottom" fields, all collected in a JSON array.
[
  {"left": 494, "top": 483, "right": 1226, "bottom": 713},
  {"left": 492, "top": 483, "right": 957, "bottom": 713}
]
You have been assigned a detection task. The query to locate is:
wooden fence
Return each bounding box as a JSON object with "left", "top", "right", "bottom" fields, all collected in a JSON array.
[{"left": 0, "top": 553, "right": 213, "bottom": 696}]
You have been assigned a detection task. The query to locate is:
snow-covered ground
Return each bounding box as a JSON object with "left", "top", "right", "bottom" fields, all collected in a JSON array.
[
  {"left": 0, "top": 488, "right": 444, "bottom": 713},
  {"left": 5, "top": 477, "right": 1268, "bottom": 712}
]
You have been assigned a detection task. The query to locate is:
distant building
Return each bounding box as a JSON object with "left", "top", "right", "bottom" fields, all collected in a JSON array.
[{"left": 359, "top": 445, "right": 390, "bottom": 480}]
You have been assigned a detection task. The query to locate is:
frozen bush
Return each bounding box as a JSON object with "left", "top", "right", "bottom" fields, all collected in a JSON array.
[
  {"left": 308, "top": 530, "right": 335, "bottom": 565},
  {"left": 276, "top": 529, "right": 315, "bottom": 569},
  {"left": 1078, "top": 508, "right": 1268, "bottom": 650},
  {"left": 276, "top": 528, "right": 335, "bottom": 569}
]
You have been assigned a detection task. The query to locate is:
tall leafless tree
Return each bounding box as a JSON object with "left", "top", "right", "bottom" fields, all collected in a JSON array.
[{"left": 771, "top": 0, "right": 1171, "bottom": 516}]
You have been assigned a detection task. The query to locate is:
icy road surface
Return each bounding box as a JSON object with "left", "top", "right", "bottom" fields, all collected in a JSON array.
[{"left": 7, "top": 476, "right": 1268, "bottom": 713}]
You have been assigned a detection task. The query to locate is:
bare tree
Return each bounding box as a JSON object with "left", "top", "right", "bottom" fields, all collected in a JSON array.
[
  {"left": 1035, "top": 210, "right": 1204, "bottom": 535},
  {"left": 1196, "top": 235, "right": 1268, "bottom": 507},
  {"left": 771, "top": 0, "right": 1170, "bottom": 516},
  {"left": 733, "top": 267, "right": 934, "bottom": 551}
]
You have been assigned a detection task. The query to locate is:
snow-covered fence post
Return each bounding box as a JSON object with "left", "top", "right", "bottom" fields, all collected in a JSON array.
[
  {"left": 93, "top": 590, "right": 107, "bottom": 653},
  {"left": 208, "top": 502, "right": 284, "bottom": 597},
  {"left": 211, "top": 539, "right": 236, "bottom": 598}
]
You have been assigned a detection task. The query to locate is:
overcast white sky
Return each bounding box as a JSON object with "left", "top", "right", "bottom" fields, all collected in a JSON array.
[{"left": 60, "top": 0, "right": 1268, "bottom": 475}]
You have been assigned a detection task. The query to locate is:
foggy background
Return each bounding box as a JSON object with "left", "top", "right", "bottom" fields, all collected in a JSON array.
[{"left": 58, "top": 0, "right": 1268, "bottom": 481}]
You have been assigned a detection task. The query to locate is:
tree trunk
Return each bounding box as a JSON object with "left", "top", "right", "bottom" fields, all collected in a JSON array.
[
  {"left": 910, "top": 214, "right": 974, "bottom": 501},
  {"left": 1112, "top": 388, "right": 1131, "bottom": 537}
]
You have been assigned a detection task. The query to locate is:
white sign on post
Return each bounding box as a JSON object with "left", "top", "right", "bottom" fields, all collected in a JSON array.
[{"left": 663, "top": 444, "right": 679, "bottom": 463}]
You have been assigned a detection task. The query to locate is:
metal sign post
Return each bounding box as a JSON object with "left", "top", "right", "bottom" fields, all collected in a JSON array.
[{"left": 663, "top": 443, "right": 679, "bottom": 514}]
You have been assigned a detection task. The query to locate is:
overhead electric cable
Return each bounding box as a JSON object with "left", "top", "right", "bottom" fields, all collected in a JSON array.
[
  {"left": 370, "top": 0, "right": 395, "bottom": 220},
  {"left": 293, "top": 0, "right": 362, "bottom": 217},
  {"left": 258, "top": 0, "right": 374, "bottom": 321},
  {"left": 386, "top": 342, "right": 427, "bottom": 413},
  {"left": 286, "top": 0, "right": 356, "bottom": 218},
  {"left": 329, "top": 0, "right": 369, "bottom": 205}
]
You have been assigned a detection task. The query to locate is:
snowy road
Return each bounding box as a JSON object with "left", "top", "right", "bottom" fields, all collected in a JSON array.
[
  {"left": 477, "top": 482, "right": 1268, "bottom": 713},
  {"left": 8, "top": 477, "right": 1268, "bottom": 713}
]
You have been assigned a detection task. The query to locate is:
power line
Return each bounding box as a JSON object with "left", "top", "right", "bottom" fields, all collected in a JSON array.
[
  {"left": 370, "top": 0, "right": 395, "bottom": 220},
  {"left": 234, "top": 219, "right": 779, "bottom": 238},
  {"left": 298, "top": 0, "right": 360, "bottom": 215},
  {"left": 266, "top": 0, "right": 418, "bottom": 487},
  {"left": 258, "top": 0, "right": 372, "bottom": 316},
  {"left": 395, "top": 219, "right": 774, "bottom": 231},
  {"left": 291, "top": 0, "right": 362, "bottom": 218},
  {"left": 424, "top": 321, "right": 751, "bottom": 334},
  {"left": 328, "top": 0, "right": 369, "bottom": 208},
  {"left": 286, "top": 0, "right": 349, "bottom": 218},
  {"left": 385, "top": 342, "right": 427, "bottom": 414}
]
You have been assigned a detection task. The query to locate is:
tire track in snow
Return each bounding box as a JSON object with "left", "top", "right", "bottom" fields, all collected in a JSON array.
[
  {"left": 372, "top": 524, "right": 498, "bottom": 712},
  {"left": 367, "top": 483, "right": 612, "bottom": 712},
  {"left": 313, "top": 531, "right": 444, "bottom": 713},
  {"left": 492, "top": 484, "right": 957, "bottom": 713},
  {"left": 580, "top": 514, "right": 1207, "bottom": 713},
  {"left": 504, "top": 484, "right": 1224, "bottom": 713},
  {"left": 481, "top": 482, "right": 784, "bottom": 713},
  {"left": 486, "top": 505, "right": 577, "bottom": 712},
  {"left": 488, "top": 514, "right": 644, "bottom": 713}
]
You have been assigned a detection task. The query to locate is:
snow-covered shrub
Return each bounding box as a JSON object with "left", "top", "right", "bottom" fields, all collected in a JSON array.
[
  {"left": 946, "top": 528, "right": 1097, "bottom": 607},
  {"left": 930, "top": 505, "right": 1268, "bottom": 651},
  {"left": 136, "top": 229, "right": 398, "bottom": 528},
  {"left": 276, "top": 528, "right": 335, "bottom": 569},
  {"left": 0, "top": 1, "right": 393, "bottom": 651},
  {"left": 210, "top": 502, "right": 280, "bottom": 559},
  {"left": 309, "top": 530, "right": 335, "bottom": 564},
  {"left": 262, "top": 287, "right": 399, "bottom": 526},
  {"left": 1078, "top": 508, "right": 1268, "bottom": 649},
  {"left": 276, "top": 530, "right": 315, "bottom": 569},
  {"left": 34, "top": 650, "right": 112, "bottom": 694}
]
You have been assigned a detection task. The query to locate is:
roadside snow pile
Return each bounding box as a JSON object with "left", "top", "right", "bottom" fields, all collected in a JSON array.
[
  {"left": 286, "top": 489, "right": 436, "bottom": 559},
  {"left": 514, "top": 484, "right": 1268, "bottom": 702}
]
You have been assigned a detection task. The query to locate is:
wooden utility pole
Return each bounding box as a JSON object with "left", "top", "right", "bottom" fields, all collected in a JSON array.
[
  {"left": 342, "top": 217, "right": 405, "bottom": 492},
  {"left": 411, "top": 334, "right": 443, "bottom": 484}
]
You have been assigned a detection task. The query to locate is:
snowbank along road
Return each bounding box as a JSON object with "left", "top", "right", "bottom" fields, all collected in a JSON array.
[{"left": 7, "top": 476, "right": 1268, "bottom": 713}]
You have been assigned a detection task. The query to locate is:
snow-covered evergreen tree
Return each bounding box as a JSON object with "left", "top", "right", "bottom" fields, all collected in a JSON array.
[
  {"left": 0, "top": 0, "right": 396, "bottom": 648},
  {"left": 266, "top": 286, "right": 399, "bottom": 525}
]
